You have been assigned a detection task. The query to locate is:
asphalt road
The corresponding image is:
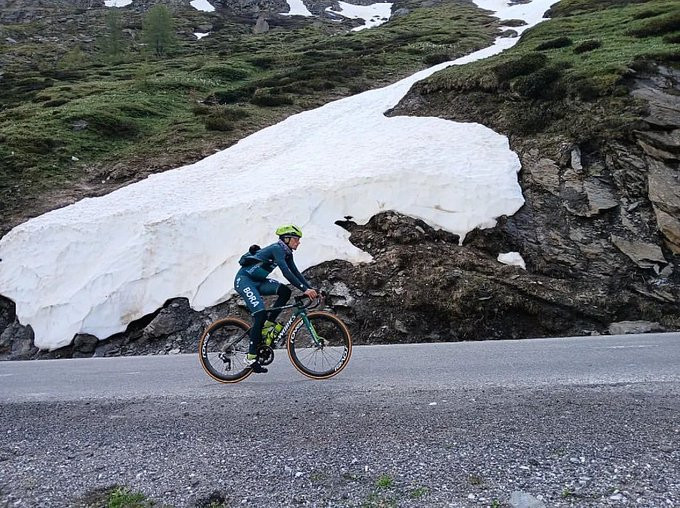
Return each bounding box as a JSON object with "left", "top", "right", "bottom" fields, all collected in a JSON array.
[{"left": 1, "top": 333, "right": 679, "bottom": 507}]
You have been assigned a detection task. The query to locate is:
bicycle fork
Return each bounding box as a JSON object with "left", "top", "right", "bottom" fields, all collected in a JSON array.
[{"left": 301, "top": 314, "right": 324, "bottom": 347}]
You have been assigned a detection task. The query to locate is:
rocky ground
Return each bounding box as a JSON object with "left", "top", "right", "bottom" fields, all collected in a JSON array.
[{"left": 0, "top": 382, "right": 678, "bottom": 507}]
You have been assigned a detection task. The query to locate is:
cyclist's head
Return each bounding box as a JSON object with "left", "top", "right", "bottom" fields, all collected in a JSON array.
[{"left": 276, "top": 224, "right": 302, "bottom": 249}]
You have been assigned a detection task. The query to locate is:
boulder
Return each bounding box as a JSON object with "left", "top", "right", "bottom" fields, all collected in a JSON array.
[
  {"left": 610, "top": 235, "right": 667, "bottom": 271},
  {"left": 328, "top": 281, "right": 355, "bottom": 307},
  {"left": 584, "top": 179, "right": 618, "bottom": 214},
  {"left": 530, "top": 158, "right": 560, "bottom": 194},
  {"left": 143, "top": 298, "right": 193, "bottom": 338},
  {"left": 0, "top": 323, "right": 36, "bottom": 359},
  {"left": 0, "top": 295, "right": 15, "bottom": 336},
  {"left": 654, "top": 209, "right": 680, "bottom": 254},
  {"left": 608, "top": 320, "right": 663, "bottom": 335},
  {"left": 647, "top": 157, "right": 680, "bottom": 250},
  {"left": 73, "top": 334, "right": 99, "bottom": 354},
  {"left": 253, "top": 15, "right": 269, "bottom": 34}
]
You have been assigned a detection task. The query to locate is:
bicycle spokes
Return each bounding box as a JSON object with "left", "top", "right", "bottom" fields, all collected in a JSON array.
[{"left": 288, "top": 312, "right": 351, "bottom": 379}]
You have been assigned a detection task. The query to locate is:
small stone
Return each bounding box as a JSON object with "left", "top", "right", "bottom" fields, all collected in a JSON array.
[{"left": 510, "top": 491, "right": 546, "bottom": 508}]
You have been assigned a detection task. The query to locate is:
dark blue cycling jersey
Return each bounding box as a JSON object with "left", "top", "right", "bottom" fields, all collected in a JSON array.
[{"left": 239, "top": 240, "right": 311, "bottom": 291}]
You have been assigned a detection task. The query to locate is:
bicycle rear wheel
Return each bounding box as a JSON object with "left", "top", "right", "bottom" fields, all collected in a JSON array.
[
  {"left": 287, "top": 311, "right": 352, "bottom": 379},
  {"left": 198, "top": 318, "right": 253, "bottom": 383}
]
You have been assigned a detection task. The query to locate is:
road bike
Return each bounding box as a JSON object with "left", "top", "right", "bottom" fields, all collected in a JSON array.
[{"left": 198, "top": 294, "right": 352, "bottom": 383}]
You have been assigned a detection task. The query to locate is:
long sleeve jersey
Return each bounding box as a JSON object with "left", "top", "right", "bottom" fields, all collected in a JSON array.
[{"left": 240, "top": 240, "right": 311, "bottom": 291}]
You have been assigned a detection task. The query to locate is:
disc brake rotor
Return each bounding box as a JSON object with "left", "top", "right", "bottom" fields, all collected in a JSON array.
[{"left": 257, "top": 345, "right": 275, "bottom": 366}]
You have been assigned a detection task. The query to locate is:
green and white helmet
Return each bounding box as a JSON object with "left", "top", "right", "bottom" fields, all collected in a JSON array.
[{"left": 276, "top": 224, "right": 303, "bottom": 238}]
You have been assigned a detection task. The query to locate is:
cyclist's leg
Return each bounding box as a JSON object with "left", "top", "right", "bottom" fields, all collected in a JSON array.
[
  {"left": 234, "top": 274, "right": 267, "bottom": 354},
  {"left": 259, "top": 279, "right": 291, "bottom": 322}
]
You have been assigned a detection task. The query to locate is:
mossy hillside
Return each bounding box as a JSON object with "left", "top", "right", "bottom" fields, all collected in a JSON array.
[
  {"left": 0, "top": 1, "right": 498, "bottom": 233},
  {"left": 417, "top": 0, "right": 680, "bottom": 138}
]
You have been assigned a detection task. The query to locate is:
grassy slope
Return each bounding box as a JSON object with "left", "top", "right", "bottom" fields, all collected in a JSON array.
[
  {"left": 0, "top": 1, "right": 497, "bottom": 233},
  {"left": 417, "top": 0, "right": 680, "bottom": 139}
]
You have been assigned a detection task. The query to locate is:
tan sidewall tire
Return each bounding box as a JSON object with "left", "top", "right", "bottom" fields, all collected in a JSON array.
[
  {"left": 198, "top": 317, "right": 254, "bottom": 384},
  {"left": 287, "top": 311, "right": 352, "bottom": 380}
]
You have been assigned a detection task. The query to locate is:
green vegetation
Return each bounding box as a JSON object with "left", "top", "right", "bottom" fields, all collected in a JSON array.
[
  {"left": 107, "top": 487, "right": 151, "bottom": 508},
  {"left": 420, "top": 0, "right": 680, "bottom": 135},
  {"left": 100, "top": 9, "right": 126, "bottom": 62},
  {"left": 375, "top": 474, "right": 394, "bottom": 488},
  {"left": 0, "top": 0, "right": 498, "bottom": 231},
  {"left": 409, "top": 486, "right": 429, "bottom": 498},
  {"left": 142, "top": 5, "right": 176, "bottom": 57}
]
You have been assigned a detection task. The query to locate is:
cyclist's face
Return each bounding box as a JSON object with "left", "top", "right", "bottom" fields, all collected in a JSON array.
[{"left": 288, "top": 237, "right": 301, "bottom": 250}]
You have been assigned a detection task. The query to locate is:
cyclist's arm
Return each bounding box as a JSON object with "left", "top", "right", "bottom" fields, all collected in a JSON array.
[
  {"left": 273, "top": 247, "right": 309, "bottom": 291},
  {"left": 289, "top": 258, "right": 312, "bottom": 291}
]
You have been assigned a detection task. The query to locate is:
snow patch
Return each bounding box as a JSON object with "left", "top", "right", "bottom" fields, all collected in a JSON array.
[
  {"left": 497, "top": 252, "right": 526, "bottom": 270},
  {"left": 325, "top": 2, "right": 393, "bottom": 31},
  {"left": 0, "top": 0, "right": 559, "bottom": 350},
  {"left": 190, "top": 0, "right": 215, "bottom": 13},
  {"left": 104, "top": 0, "right": 132, "bottom": 7},
  {"left": 281, "top": 0, "right": 313, "bottom": 17}
]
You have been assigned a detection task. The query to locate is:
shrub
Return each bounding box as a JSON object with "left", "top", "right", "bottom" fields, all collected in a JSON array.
[
  {"left": 663, "top": 32, "right": 680, "bottom": 43},
  {"left": 42, "top": 98, "right": 69, "bottom": 107},
  {"left": 348, "top": 80, "right": 371, "bottom": 94},
  {"left": 573, "top": 39, "right": 602, "bottom": 54},
  {"left": 15, "top": 136, "right": 63, "bottom": 155},
  {"left": 571, "top": 77, "right": 600, "bottom": 100},
  {"left": 204, "top": 115, "right": 234, "bottom": 131},
  {"left": 535, "top": 36, "right": 572, "bottom": 50},
  {"left": 627, "top": 11, "right": 680, "bottom": 38},
  {"left": 634, "top": 9, "right": 665, "bottom": 20},
  {"left": 306, "top": 78, "right": 336, "bottom": 91},
  {"left": 213, "top": 87, "right": 253, "bottom": 104},
  {"left": 250, "top": 93, "right": 294, "bottom": 107},
  {"left": 248, "top": 55, "right": 277, "bottom": 69},
  {"left": 65, "top": 111, "right": 138, "bottom": 137},
  {"left": 512, "top": 67, "right": 561, "bottom": 98},
  {"left": 493, "top": 53, "right": 547, "bottom": 82},
  {"left": 280, "top": 83, "right": 311, "bottom": 94},
  {"left": 423, "top": 53, "right": 451, "bottom": 65},
  {"left": 200, "top": 64, "right": 249, "bottom": 82},
  {"left": 215, "top": 106, "right": 250, "bottom": 121},
  {"left": 191, "top": 103, "right": 210, "bottom": 115}
]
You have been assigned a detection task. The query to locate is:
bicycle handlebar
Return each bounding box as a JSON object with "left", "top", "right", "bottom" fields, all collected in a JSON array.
[{"left": 294, "top": 291, "right": 325, "bottom": 310}]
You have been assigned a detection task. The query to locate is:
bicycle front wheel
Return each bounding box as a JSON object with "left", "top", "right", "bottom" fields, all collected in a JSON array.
[
  {"left": 198, "top": 318, "right": 253, "bottom": 383},
  {"left": 287, "top": 311, "right": 352, "bottom": 379}
]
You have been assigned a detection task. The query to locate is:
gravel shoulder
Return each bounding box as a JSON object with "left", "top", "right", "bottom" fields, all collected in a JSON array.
[{"left": 1, "top": 381, "right": 679, "bottom": 507}]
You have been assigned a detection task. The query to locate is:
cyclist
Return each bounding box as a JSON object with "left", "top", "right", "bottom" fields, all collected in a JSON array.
[{"left": 235, "top": 224, "right": 318, "bottom": 373}]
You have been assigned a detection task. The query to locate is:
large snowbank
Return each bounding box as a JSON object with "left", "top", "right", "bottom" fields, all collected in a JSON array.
[{"left": 0, "top": 0, "right": 558, "bottom": 350}]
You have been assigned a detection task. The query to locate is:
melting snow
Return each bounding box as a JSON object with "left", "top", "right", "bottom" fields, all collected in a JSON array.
[
  {"left": 497, "top": 252, "right": 526, "bottom": 270},
  {"left": 104, "top": 0, "right": 132, "bottom": 7},
  {"left": 281, "top": 0, "right": 313, "bottom": 17},
  {"left": 326, "top": 2, "right": 393, "bottom": 31},
  {"left": 190, "top": 0, "right": 215, "bottom": 13},
  {"left": 0, "top": 0, "right": 558, "bottom": 350}
]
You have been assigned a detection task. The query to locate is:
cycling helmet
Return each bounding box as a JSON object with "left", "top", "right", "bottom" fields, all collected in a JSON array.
[{"left": 275, "top": 224, "right": 303, "bottom": 238}]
